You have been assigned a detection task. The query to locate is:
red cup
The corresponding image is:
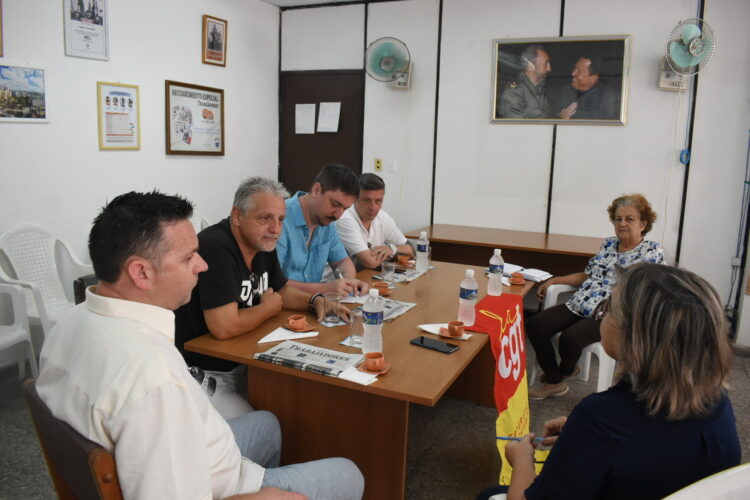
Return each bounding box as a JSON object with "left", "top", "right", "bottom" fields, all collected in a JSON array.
[{"left": 288, "top": 314, "right": 307, "bottom": 330}]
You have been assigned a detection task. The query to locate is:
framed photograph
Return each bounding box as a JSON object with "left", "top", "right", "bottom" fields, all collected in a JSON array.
[
  {"left": 202, "top": 15, "right": 227, "bottom": 66},
  {"left": 0, "top": 64, "right": 47, "bottom": 123},
  {"left": 97, "top": 82, "right": 140, "bottom": 150},
  {"left": 165, "top": 80, "right": 224, "bottom": 155},
  {"left": 63, "top": 0, "right": 109, "bottom": 60},
  {"left": 492, "top": 35, "right": 630, "bottom": 125}
]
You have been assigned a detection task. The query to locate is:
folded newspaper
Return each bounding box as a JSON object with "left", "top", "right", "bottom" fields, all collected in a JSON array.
[
  {"left": 373, "top": 268, "right": 426, "bottom": 283},
  {"left": 353, "top": 297, "right": 417, "bottom": 322},
  {"left": 254, "top": 340, "right": 363, "bottom": 378}
]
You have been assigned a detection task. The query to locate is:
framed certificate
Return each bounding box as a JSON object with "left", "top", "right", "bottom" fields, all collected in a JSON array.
[
  {"left": 97, "top": 82, "right": 140, "bottom": 150},
  {"left": 63, "top": 0, "right": 109, "bottom": 61},
  {"left": 165, "top": 80, "right": 224, "bottom": 155}
]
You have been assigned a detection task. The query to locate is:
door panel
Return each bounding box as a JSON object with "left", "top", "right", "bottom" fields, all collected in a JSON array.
[{"left": 279, "top": 70, "right": 365, "bottom": 194}]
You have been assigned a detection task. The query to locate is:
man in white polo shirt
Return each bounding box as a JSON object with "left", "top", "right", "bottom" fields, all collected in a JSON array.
[
  {"left": 36, "top": 191, "right": 363, "bottom": 500},
  {"left": 336, "top": 173, "right": 413, "bottom": 270}
]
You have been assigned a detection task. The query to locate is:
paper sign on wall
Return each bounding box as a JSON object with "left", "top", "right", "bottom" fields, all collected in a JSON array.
[
  {"left": 317, "top": 102, "right": 341, "bottom": 132},
  {"left": 295, "top": 104, "right": 316, "bottom": 134}
]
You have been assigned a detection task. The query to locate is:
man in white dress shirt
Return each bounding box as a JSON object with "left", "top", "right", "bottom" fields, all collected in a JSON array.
[
  {"left": 335, "top": 173, "right": 413, "bottom": 270},
  {"left": 36, "top": 191, "right": 363, "bottom": 500}
]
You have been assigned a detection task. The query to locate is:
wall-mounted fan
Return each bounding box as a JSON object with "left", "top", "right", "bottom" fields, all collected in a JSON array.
[
  {"left": 365, "top": 37, "right": 411, "bottom": 89},
  {"left": 665, "top": 18, "right": 716, "bottom": 76}
]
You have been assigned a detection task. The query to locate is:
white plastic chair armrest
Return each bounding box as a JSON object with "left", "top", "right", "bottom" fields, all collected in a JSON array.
[
  {"left": 0, "top": 275, "right": 52, "bottom": 331},
  {"left": 542, "top": 284, "right": 579, "bottom": 310}
]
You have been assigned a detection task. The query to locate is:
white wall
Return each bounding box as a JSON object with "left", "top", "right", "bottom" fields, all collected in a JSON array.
[
  {"left": 680, "top": 0, "right": 750, "bottom": 313},
  {"left": 0, "top": 0, "right": 280, "bottom": 259},
  {"left": 279, "top": 0, "right": 750, "bottom": 322},
  {"left": 363, "top": 0, "right": 438, "bottom": 233},
  {"left": 281, "top": 4, "right": 364, "bottom": 70}
]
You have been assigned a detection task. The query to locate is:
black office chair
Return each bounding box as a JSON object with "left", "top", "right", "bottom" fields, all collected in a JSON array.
[{"left": 23, "top": 379, "right": 123, "bottom": 500}]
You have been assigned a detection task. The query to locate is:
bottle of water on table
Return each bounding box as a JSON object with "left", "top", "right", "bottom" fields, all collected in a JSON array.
[
  {"left": 416, "top": 231, "right": 429, "bottom": 272},
  {"left": 362, "top": 289, "right": 384, "bottom": 355},
  {"left": 487, "top": 248, "right": 504, "bottom": 296},
  {"left": 457, "top": 269, "right": 478, "bottom": 326}
]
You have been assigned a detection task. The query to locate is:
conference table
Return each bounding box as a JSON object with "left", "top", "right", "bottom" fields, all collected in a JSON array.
[
  {"left": 406, "top": 224, "right": 603, "bottom": 277},
  {"left": 185, "top": 261, "right": 533, "bottom": 500}
]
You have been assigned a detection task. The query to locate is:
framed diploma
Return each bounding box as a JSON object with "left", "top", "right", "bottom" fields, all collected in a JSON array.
[
  {"left": 97, "top": 82, "right": 140, "bottom": 150},
  {"left": 165, "top": 80, "right": 224, "bottom": 156},
  {"left": 63, "top": 0, "right": 109, "bottom": 60}
]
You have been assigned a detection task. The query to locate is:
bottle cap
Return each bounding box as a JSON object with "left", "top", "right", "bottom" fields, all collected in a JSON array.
[
  {"left": 466, "top": 269, "right": 475, "bottom": 278},
  {"left": 494, "top": 248, "right": 502, "bottom": 255},
  {"left": 369, "top": 288, "right": 379, "bottom": 297},
  {"left": 420, "top": 231, "right": 427, "bottom": 238}
]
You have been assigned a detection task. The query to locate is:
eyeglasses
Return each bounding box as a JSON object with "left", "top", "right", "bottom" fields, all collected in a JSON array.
[
  {"left": 188, "top": 366, "right": 216, "bottom": 396},
  {"left": 594, "top": 299, "right": 610, "bottom": 321}
]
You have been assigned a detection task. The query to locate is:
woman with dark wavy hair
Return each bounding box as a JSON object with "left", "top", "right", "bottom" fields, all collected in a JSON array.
[
  {"left": 479, "top": 263, "right": 740, "bottom": 500},
  {"left": 528, "top": 193, "right": 664, "bottom": 400}
]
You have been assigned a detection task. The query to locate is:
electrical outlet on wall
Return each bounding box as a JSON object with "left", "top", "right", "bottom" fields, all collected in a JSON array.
[{"left": 374, "top": 158, "right": 383, "bottom": 171}]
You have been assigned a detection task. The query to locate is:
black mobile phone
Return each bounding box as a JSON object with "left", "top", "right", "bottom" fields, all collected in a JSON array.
[{"left": 410, "top": 336, "right": 460, "bottom": 354}]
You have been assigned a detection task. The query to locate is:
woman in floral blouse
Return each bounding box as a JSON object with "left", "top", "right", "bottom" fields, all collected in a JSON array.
[{"left": 527, "top": 194, "right": 664, "bottom": 400}]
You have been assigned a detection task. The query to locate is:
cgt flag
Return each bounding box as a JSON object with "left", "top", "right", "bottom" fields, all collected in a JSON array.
[{"left": 468, "top": 294, "right": 548, "bottom": 484}]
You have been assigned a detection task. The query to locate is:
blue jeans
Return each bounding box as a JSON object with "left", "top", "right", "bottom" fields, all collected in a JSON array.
[{"left": 228, "top": 411, "right": 364, "bottom": 499}]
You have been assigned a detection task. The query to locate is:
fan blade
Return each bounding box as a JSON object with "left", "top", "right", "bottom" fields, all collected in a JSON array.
[
  {"left": 669, "top": 40, "right": 699, "bottom": 68},
  {"left": 680, "top": 23, "right": 702, "bottom": 46}
]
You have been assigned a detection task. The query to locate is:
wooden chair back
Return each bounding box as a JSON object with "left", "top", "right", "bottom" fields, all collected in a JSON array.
[{"left": 23, "top": 379, "right": 123, "bottom": 500}]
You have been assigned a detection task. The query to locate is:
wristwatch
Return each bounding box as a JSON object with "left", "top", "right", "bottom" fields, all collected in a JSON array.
[{"left": 388, "top": 243, "right": 398, "bottom": 255}]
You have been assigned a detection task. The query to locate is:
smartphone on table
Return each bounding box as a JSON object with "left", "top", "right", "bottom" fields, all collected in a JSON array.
[{"left": 410, "top": 336, "right": 460, "bottom": 354}]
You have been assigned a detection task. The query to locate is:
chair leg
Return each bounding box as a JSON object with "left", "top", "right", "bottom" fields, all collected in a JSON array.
[
  {"left": 578, "top": 349, "right": 592, "bottom": 382},
  {"left": 596, "top": 351, "right": 617, "bottom": 393},
  {"left": 27, "top": 341, "right": 39, "bottom": 378}
]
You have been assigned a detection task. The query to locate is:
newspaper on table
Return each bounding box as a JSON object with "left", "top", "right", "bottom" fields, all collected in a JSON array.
[
  {"left": 254, "top": 340, "right": 363, "bottom": 378},
  {"left": 353, "top": 297, "right": 416, "bottom": 322},
  {"left": 373, "top": 268, "right": 426, "bottom": 283}
]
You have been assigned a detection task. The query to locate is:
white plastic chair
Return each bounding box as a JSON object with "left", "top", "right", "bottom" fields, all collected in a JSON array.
[
  {"left": 663, "top": 463, "right": 750, "bottom": 499},
  {"left": 190, "top": 214, "right": 210, "bottom": 233},
  {"left": 0, "top": 283, "right": 38, "bottom": 380},
  {"left": 528, "top": 284, "right": 617, "bottom": 393},
  {"left": 0, "top": 224, "right": 93, "bottom": 337}
]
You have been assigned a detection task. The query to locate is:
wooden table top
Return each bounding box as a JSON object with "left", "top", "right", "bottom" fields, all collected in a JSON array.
[
  {"left": 185, "top": 261, "right": 533, "bottom": 407},
  {"left": 405, "top": 224, "right": 603, "bottom": 257}
]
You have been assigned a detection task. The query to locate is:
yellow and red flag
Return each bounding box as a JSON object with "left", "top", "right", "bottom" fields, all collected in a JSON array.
[{"left": 468, "top": 294, "right": 548, "bottom": 484}]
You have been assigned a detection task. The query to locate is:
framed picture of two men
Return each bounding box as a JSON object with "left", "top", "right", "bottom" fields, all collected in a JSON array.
[{"left": 492, "top": 35, "right": 630, "bottom": 125}]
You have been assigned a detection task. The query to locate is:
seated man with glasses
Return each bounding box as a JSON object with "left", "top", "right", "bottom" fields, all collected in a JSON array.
[{"left": 37, "top": 191, "right": 363, "bottom": 500}]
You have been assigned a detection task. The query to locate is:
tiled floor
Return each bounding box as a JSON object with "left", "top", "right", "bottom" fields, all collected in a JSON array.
[{"left": 2, "top": 353, "right": 749, "bottom": 499}]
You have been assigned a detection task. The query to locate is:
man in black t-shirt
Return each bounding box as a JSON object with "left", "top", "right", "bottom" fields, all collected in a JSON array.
[{"left": 175, "top": 177, "right": 349, "bottom": 419}]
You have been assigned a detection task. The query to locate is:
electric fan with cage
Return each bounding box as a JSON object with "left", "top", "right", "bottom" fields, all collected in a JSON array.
[
  {"left": 365, "top": 37, "right": 412, "bottom": 89},
  {"left": 665, "top": 18, "right": 716, "bottom": 76}
]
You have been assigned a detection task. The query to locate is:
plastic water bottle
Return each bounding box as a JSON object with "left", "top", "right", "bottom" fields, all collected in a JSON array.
[
  {"left": 488, "top": 248, "right": 504, "bottom": 296},
  {"left": 362, "top": 289, "right": 384, "bottom": 355},
  {"left": 416, "top": 231, "right": 429, "bottom": 272},
  {"left": 457, "top": 269, "right": 478, "bottom": 326}
]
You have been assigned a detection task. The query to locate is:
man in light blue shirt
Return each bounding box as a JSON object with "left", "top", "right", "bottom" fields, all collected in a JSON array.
[{"left": 277, "top": 164, "right": 368, "bottom": 296}]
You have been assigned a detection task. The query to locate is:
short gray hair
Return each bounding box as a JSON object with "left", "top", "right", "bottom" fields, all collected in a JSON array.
[{"left": 233, "top": 177, "right": 289, "bottom": 215}]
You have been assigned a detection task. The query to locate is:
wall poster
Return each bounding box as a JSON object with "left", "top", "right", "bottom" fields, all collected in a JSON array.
[
  {"left": 97, "top": 81, "right": 140, "bottom": 150},
  {"left": 165, "top": 80, "right": 224, "bottom": 155},
  {"left": 63, "top": 0, "right": 109, "bottom": 60},
  {"left": 0, "top": 64, "right": 47, "bottom": 122}
]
